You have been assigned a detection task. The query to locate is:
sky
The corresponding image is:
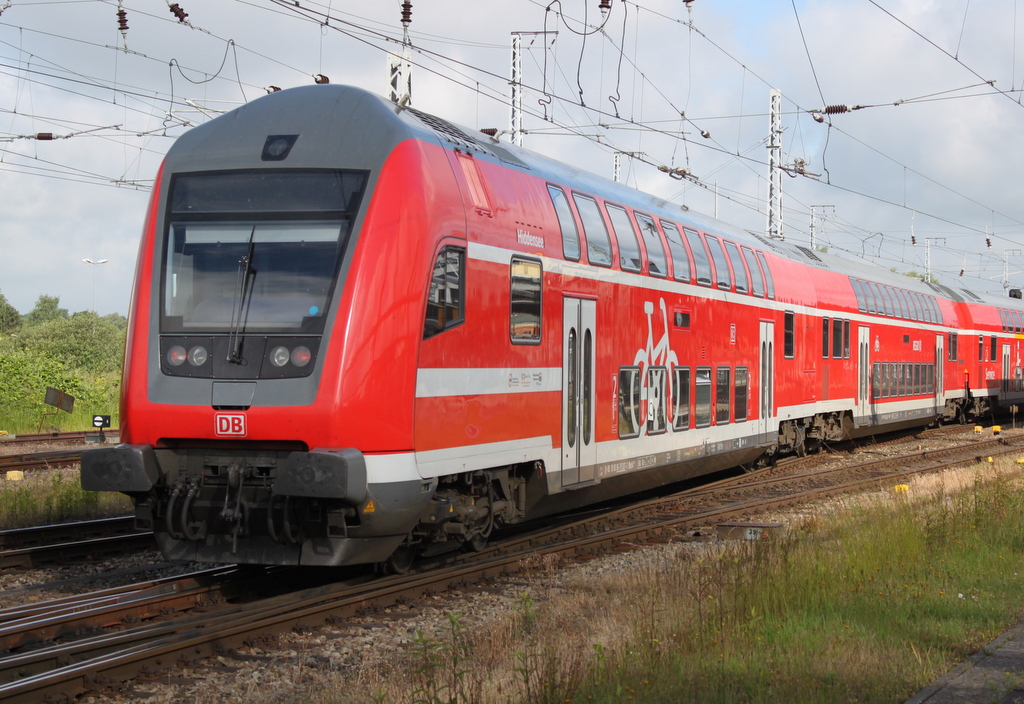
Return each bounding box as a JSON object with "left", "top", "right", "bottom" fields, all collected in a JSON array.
[{"left": 2, "top": 0, "right": 1024, "bottom": 316}]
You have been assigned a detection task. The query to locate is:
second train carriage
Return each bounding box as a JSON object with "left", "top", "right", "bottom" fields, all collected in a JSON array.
[{"left": 81, "top": 84, "right": 1024, "bottom": 569}]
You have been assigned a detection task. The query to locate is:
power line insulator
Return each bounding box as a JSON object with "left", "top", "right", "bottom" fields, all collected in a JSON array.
[
  {"left": 266, "top": 86, "right": 282, "bottom": 93},
  {"left": 401, "top": 1, "right": 412, "bottom": 28},
  {"left": 117, "top": 8, "right": 129, "bottom": 31},
  {"left": 314, "top": 74, "right": 330, "bottom": 84},
  {"left": 599, "top": 0, "right": 612, "bottom": 19},
  {"left": 823, "top": 105, "right": 849, "bottom": 115},
  {"left": 168, "top": 3, "right": 189, "bottom": 22},
  {"left": 36, "top": 133, "right": 55, "bottom": 141}
]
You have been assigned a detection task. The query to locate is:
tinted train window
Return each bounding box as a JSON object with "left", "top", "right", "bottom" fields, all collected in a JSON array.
[
  {"left": 618, "top": 367, "right": 641, "bottom": 439},
  {"left": 843, "top": 319, "right": 851, "bottom": 358},
  {"left": 547, "top": 185, "right": 580, "bottom": 261},
  {"left": 673, "top": 367, "right": 690, "bottom": 430},
  {"left": 510, "top": 257, "right": 541, "bottom": 344},
  {"left": 756, "top": 251, "right": 776, "bottom": 299},
  {"left": 822, "top": 317, "right": 830, "bottom": 358},
  {"left": 742, "top": 246, "right": 765, "bottom": 297},
  {"left": 695, "top": 367, "right": 712, "bottom": 428},
  {"left": 948, "top": 332, "right": 958, "bottom": 361},
  {"left": 851, "top": 278, "right": 867, "bottom": 312},
  {"left": 871, "top": 362, "right": 881, "bottom": 399},
  {"left": 992, "top": 335, "right": 998, "bottom": 362},
  {"left": 914, "top": 363, "right": 921, "bottom": 395},
  {"left": 647, "top": 367, "right": 667, "bottom": 435},
  {"left": 606, "top": 204, "right": 642, "bottom": 272},
  {"left": 784, "top": 311, "right": 795, "bottom": 359},
  {"left": 684, "top": 228, "right": 713, "bottom": 287},
  {"left": 661, "top": 221, "right": 692, "bottom": 282},
  {"left": 735, "top": 367, "right": 748, "bottom": 422},
  {"left": 635, "top": 213, "right": 668, "bottom": 278},
  {"left": 832, "top": 318, "right": 843, "bottom": 359},
  {"left": 979, "top": 335, "right": 984, "bottom": 363},
  {"left": 705, "top": 235, "right": 732, "bottom": 291},
  {"left": 572, "top": 194, "right": 613, "bottom": 267},
  {"left": 424, "top": 246, "right": 465, "bottom": 338},
  {"left": 716, "top": 367, "right": 731, "bottom": 424},
  {"left": 724, "top": 241, "right": 749, "bottom": 294}
]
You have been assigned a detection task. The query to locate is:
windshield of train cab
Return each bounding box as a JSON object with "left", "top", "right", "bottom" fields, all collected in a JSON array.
[{"left": 161, "top": 170, "right": 367, "bottom": 335}]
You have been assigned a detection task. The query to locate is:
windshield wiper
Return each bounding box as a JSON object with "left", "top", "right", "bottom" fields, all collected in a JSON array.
[{"left": 226, "top": 227, "right": 257, "bottom": 364}]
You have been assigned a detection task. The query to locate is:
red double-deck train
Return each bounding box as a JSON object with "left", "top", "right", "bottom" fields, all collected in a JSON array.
[{"left": 81, "top": 84, "right": 1024, "bottom": 571}]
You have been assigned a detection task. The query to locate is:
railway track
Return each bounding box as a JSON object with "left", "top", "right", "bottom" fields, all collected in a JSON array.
[
  {"left": 0, "top": 517, "right": 153, "bottom": 569},
  {"left": 0, "top": 449, "right": 83, "bottom": 473},
  {"left": 1, "top": 431, "right": 1020, "bottom": 703},
  {"left": 0, "top": 430, "right": 117, "bottom": 446}
]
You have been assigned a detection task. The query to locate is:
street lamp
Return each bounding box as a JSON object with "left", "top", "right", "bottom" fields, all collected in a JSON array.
[{"left": 82, "top": 258, "right": 108, "bottom": 312}]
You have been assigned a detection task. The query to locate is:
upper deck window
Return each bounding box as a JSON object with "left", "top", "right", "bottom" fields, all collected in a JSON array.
[
  {"left": 684, "top": 228, "right": 713, "bottom": 287},
  {"left": 572, "top": 194, "right": 613, "bottom": 267},
  {"left": 756, "top": 251, "right": 776, "bottom": 299},
  {"left": 547, "top": 185, "right": 581, "bottom": 261},
  {"left": 741, "top": 246, "right": 765, "bottom": 298},
  {"left": 635, "top": 213, "right": 668, "bottom": 278},
  {"left": 606, "top": 204, "right": 642, "bottom": 272},
  {"left": 705, "top": 235, "right": 732, "bottom": 291},
  {"left": 724, "top": 241, "right": 749, "bottom": 294},
  {"left": 661, "top": 221, "right": 692, "bottom": 283}
]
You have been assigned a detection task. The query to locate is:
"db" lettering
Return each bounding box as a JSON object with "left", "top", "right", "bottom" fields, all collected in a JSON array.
[{"left": 215, "top": 413, "right": 246, "bottom": 437}]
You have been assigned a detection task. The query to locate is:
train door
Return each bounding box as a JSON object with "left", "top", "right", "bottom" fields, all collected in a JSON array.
[
  {"left": 857, "top": 326, "right": 870, "bottom": 426},
  {"left": 562, "top": 298, "right": 596, "bottom": 487},
  {"left": 758, "top": 321, "right": 775, "bottom": 443},
  {"left": 935, "top": 334, "right": 945, "bottom": 415}
]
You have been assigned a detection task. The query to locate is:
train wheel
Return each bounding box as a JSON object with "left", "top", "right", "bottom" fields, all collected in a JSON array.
[
  {"left": 384, "top": 544, "right": 416, "bottom": 575},
  {"left": 466, "top": 532, "right": 489, "bottom": 552}
]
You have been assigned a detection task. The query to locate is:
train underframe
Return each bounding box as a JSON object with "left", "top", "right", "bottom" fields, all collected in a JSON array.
[{"left": 83, "top": 393, "right": 1005, "bottom": 571}]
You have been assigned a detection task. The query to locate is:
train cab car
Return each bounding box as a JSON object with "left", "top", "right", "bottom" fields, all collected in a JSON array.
[{"left": 80, "top": 84, "right": 1022, "bottom": 571}]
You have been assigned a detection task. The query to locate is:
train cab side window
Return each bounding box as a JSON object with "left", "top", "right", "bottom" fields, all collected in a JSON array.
[
  {"left": 547, "top": 185, "right": 580, "bottom": 261},
  {"left": 756, "top": 251, "right": 776, "bottom": 299},
  {"left": 843, "top": 319, "right": 851, "bottom": 358},
  {"left": 979, "top": 335, "right": 984, "bottom": 363},
  {"left": 992, "top": 335, "right": 998, "bottom": 362},
  {"left": 851, "top": 278, "right": 867, "bottom": 312},
  {"left": 635, "top": 213, "right": 668, "bottom": 278},
  {"left": 572, "top": 194, "right": 613, "bottom": 267},
  {"left": 672, "top": 367, "right": 691, "bottom": 430},
  {"left": 741, "top": 246, "right": 765, "bottom": 297},
  {"left": 606, "top": 203, "right": 642, "bottom": 272},
  {"left": 715, "top": 367, "right": 731, "bottom": 424},
  {"left": 617, "top": 367, "right": 642, "bottom": 439},
  {"left": 424, "top": 246, "right": 465, "bottom": 339},
  {"left": 832, "top": 318, "right": 843, "bottom": 359},
  {"left": 947, "top": 332, "right": 958, "bottom": 361},
  {"left": 684, "top": 228, "right": 713, "bottom": 287},
  {"left": 647, "top": 367, "right": 667, "bottom": 435},
  {"left": 695, "top": 367, "right": 712, "bottom": 428},
  {"left": 822, "top": 317, "right": 830, "bottom": 358},
  {"left": 510, "top": 257, "right": 542, "bottom": 344},
  {"left": 724, "top": 241, "right": 749, "bottom": 294},
  {"left": 734, "top": 367, "right": 748, "bottom": 422},
  {"left": 705, "top": 235, "right": 733, "bottom": 291},
  {"left": 661, "top": 221, "right": 692, "bottom": 282},
  {"left": 784, "top": 311, "right": 795, "bottom": 359}
]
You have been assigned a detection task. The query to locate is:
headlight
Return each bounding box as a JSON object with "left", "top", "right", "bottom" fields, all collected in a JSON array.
[
  {"left": 188, "top": 345, "right": 208, "bottom": 366},
  {"left": 291, "top": 346, "right": 311, "bottom": 367},
  {"left": 270, "top": 345, "right": 290, "bottom": 367},
  {"left": 167, "top": 345, "right": 187, "bottom": 366}
]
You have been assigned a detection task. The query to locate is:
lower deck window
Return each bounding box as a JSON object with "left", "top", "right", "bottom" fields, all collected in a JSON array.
[
  {"left": 734, "top": 367, "right": 748, "bottom": 421},
  {"left": 618, "top": 367, "right": 641, "bottom": 439},
  {"left": 695, "top": 367, "right": 712, "bottom": 428},
  {"left": 673, "top": 367, "right": 690, "bottom": 430},
  {"left": 647, "top": 368, "right": 667, "bottom": 434},
  {"left": 509, "top": 257, "right": 542, "bottom": 343},
  {"left": 716, "top": 367, "right": 731, "bottom": 424},
  {"left": 424, "top": 246, "right": 465, "bottom": 338}
]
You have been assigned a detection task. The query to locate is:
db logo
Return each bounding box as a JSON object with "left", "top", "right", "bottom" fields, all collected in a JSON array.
[{"left": 215, "top": 413, "right": 247, "bottom": 437}]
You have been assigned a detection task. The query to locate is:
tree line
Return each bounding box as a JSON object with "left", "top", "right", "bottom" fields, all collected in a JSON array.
[{"left": 0, "top": 290, "right": 126, "bottom": 433}]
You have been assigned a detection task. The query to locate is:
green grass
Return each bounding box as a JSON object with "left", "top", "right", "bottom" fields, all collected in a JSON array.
[{"left": 0, "top": 469, "right": 131, "bottom": 529}]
